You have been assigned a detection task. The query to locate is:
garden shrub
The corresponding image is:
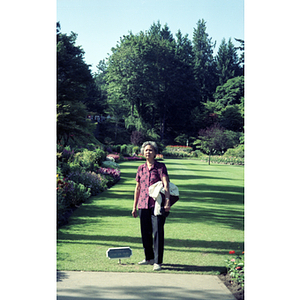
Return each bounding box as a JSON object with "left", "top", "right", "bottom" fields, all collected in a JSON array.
[
  {"left": 73, "top": 149, "right": 100, "bottom": 171},
  {"left": 120, "top": 144, "right": 127, "bottom": 155},
  {"left": 102, "top": 160, "right": 120, "bottom": 170},
  {"left": 194, "top": 150, "right": 205, "bottom": 158},
  {"left": 95, "top": 148, "right": 106, "bottom": 165},
  {"left": 68, "top": 181, "right": 91, "bottom": 205},
  {"left": 57, "top": 144, "right": 123, "bottom": 228},
  {"left": 68, "top": 161, "right": 83, "bottom": 174},
  {"left": 132, "top": 146, "right": 139, "bottom": 155},
  {"left": 126, "top": 144, "right": 134, "bottom": 155},
  {"left": 97, "top": 167, "right": 121, "bottom": 188},
  {"left": 57, "top": 176, "right": 92, "bottom": 227},
  {"left": 61, "top": 146, "right": 74, "bottom": 162},
  {"left": 67, "top": 171, "right": 108, "bottom": 196},
  {"left": 224, "top": 144, "right": 244, "bottom": 158},
  {"left": 112, "top": 145, "right": 121, "bottom": 153},
  {"left": 86, "top": 143, "right": 97, "bottom": 151}
]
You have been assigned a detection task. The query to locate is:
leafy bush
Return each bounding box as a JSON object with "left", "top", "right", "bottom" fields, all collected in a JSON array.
[
  {"left": 57, "top": 176, "right": 91, "bottom": 227},
  {"left": 57, "top": 144, "right": 123, "bottom": 228},
  {"left": 61, "top": 146, "right": 74, "bottom": 161},
  {"left": 74, "top": 149, "right": 96, "bottom": 171},
  {"left": 97, "top": 167, "right": 121, "bottom": 188},
  {"left": 112, "top": 145, "right": 121, "bottom": 153},
  {"left": 120, "top": 144, "right": 127, "bottom": 155},
  {"left": 194, "top": 150, "right": 205, "bottom": 158},
  {"left": 126, "top": 144, "right": 134, "bottom": 155},
  {"left": 57, "top": 176, "right": 73, "bottom": 211},
  {"left": 95, "top": 148, "right": 106, "bottom": 165},
  {"left": 69, "top": 181, "right": 91, "bottom": 205},
  {"left": 174, "top": 134, "right": 189, "bottom": 145},
  {"left": 67, "top": 171, "right": 108, "bottom": 196},
  {"left": 57, "top": 145, "right": 75, "bottom": 163},
  {"left": 132, "top": 146, "right": 140, "bottom": 154},
  {"left": 102, "top": 160, "right": 120, "bottom": 170},
  {"left": 224, "top": 144, "right": 244, "bottom": 158},
  {"left": 73, "top": 149, "right": 100, "bottom": 171}
]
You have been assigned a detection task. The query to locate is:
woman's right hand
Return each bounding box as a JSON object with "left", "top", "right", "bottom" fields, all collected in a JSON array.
[{"left": 132, "top": 208, "right": 138, "bottom": 218}]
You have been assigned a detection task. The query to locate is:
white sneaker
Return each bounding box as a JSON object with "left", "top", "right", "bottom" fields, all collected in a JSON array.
[
  {"left": 153, "top": 263, "right": 162, "bottom": 271},
  {"left": 138, "top": 259, "right": 154, "bottom": 265}
]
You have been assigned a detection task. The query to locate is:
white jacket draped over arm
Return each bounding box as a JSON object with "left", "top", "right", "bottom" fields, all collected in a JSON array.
[{"left": 148, "top": 181, "right": 179, "bottom": 216}]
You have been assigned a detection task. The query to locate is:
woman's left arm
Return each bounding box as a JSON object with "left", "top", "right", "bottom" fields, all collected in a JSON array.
[{"left": 162, "top": 175, "right": 171, "bottom": 212}]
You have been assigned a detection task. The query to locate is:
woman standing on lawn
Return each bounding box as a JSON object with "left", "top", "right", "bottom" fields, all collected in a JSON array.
[{"left": 132, "top": 141, "right": 171, "bottom": 271}]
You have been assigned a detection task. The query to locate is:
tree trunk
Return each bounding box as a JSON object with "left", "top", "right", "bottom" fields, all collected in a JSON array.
[{"left": 160, "top": 111, "right": 166, "bottom": 141}]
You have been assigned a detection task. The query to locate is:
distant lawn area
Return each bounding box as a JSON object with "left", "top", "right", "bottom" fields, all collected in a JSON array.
[{"left": 57, "top": 159, "right": 244, "bottom": 274}]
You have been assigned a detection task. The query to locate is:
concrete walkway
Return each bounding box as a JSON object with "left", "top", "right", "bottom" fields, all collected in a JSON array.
[{"left": 57, "top": 271, "right": 236, "bottom": 300}]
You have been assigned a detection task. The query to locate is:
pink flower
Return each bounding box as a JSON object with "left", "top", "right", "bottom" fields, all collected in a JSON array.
[{"left": 231, "top": 259, "right": 235, "bottom": 262}]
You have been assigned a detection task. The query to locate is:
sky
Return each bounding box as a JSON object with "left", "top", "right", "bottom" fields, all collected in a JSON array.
[{"left": 57, "top": 0, "right": 244, "bottom": 74}]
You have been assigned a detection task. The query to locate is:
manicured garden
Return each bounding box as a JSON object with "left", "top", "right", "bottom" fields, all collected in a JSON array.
[{"left": 57, "top": 159, "right": 244, "bottom": 280}]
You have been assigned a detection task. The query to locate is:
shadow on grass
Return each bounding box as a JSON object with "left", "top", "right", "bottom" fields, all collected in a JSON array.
[
  {"left": 57, "top": 230, "right": 243, "bottom": 255},
  {"left": 58, "top": 160, "right": 243, "bottom": 265},
  {"left": 169, "top": 206, "right": 243, "bottom": 230},
  {"left": 62, "top": 178, "right": 244, "bottom": 230}
]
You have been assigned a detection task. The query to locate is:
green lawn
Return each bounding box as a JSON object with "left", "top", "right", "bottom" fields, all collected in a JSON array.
[{"left": 57, "top": 159, "right": 244, "bottom": 274}]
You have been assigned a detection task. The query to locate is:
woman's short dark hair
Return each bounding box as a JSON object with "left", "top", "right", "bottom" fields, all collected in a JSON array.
[{"left": 140, "top": 141, "right": 158, "bottom": 156}]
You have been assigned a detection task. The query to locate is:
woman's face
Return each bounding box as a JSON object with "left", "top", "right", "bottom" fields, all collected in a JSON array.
[{"left": 144, "top": 145, "right": 156, "bottom": 160}]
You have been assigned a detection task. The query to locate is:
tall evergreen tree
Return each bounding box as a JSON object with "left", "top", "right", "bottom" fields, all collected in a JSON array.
[
  {"left": 234, "top": 38, "right": 244, "bottom": 70},
  {"left": 192, "top": 19, "right": 218, "bottom": 103},
  {"left": 57, "top": 25, "right": 96, "bottom": 145},
  {"left": 216, "top": 38, "right": 241, "bottom": 85}
]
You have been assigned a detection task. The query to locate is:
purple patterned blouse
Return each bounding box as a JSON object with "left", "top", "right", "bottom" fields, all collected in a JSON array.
[{"left": 135, "top": 161, "right": 168, "bottom": 209}]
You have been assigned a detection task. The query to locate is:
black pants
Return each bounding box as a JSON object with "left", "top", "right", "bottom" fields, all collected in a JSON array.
[{"left": 139, "top": 208, "right": 167, "bottom": 264}]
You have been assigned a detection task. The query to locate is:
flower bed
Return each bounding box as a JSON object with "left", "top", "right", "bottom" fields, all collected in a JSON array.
[
  {"left": 163, "top": 145, "right": 193, "bottom": 158},
  {"left": 226, "top": 251, "right": 244, "bottom": 287},
  {"left": 97, "top": 167, "right": 121, "bottom": 188},
  {"left": 166, "top": 145, "right": 193, "bottom": 150},
  {"left": 163, "top": 147, "right": 243, "bottom": 165},
  {"left": 67, "top": 171, "right": 108, "bottom": 196},
  {"left": 57, "top": 174, "right": 92, "bottom": 227},
  {"left": 57, "top": 145, "right": 121, "bottom": 228},
  {"left": 220, "top": 250, "right": 244, "bottom": 299},
  {"left": 198, "top": 155, "right": 244, "bottom": 165},
  {"left": 97, "top": 167, "right": 121, "bottom": 179}
]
